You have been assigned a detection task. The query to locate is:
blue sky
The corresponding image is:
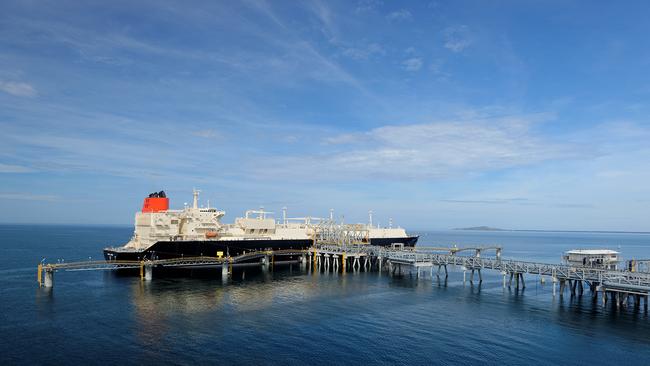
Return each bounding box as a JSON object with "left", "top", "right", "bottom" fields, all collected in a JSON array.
[{"left": 1, "top": 0, "right": 649, "bottom": 230}]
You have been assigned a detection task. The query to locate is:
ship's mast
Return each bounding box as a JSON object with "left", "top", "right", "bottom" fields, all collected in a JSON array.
[
  {"left": 368, "top": 210, "right": 373, "bottom": 228},
  {"left": 192, "top": 188, "right": 201, "bottom": 209}
]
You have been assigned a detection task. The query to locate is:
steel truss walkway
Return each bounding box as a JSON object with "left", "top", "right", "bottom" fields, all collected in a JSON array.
[{"left": 384, "top": 249, "right": 650, "bottom": 309}]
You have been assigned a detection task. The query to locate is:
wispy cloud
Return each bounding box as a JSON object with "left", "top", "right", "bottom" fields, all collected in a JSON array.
[
  {"left": 0, "top": 193, "right": 60, "bottom": 201},
  {"left": 441, "top": 198, "right": 531, "bottom": 205},
  {"left": 342, "top": 43, "right": 385, "bottom": 60},
  {"left": 0, "top": 81, "right": 37, "bottom": 97},
  {"left": 192, "top": 129, "right": 220, "bottom": 139},
  {"left": 257, "top": 113, "right": 587, "bottom": 181},
  {"left": 241, "top": 0, "right": 287, "bottom": 29},
  {"left": 0, "top": 163, "right": 35, "bottom": 173},
  {"left": 1, "top": 12, "right": 364, "bottom": 93},
  {"left": 303, "top": 0, "right": 337, "bottom": 39},
  {"left": 386, "top": 9, "right": 412, "bottom": 22},
  {"left": 443, "top": 25, "right": 472, "bottom": 52},
  {"left": 402, "top": 57, "right": 423, "bottom": 71},
  {"left": 555, "top": 203, "right": 595, "bottom": 208},
  {"left": 355, "top": 0, "right": 382, "bottom": 14}
]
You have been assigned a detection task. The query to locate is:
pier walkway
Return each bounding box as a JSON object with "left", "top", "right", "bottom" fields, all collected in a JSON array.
[
  {"left": 383, "top": 249, "right": 650, "bottom": 309},
  {"left": 37, "top": 248, "right": 308, "bottom": 286}
]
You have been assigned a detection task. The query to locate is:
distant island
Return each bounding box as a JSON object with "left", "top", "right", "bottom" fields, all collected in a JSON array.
[
  {"left": 454, "top": 226, "right": 508, "bottom": 231},
  {"left": 453, "top": 226, "right": 650, "bottom": 234}
]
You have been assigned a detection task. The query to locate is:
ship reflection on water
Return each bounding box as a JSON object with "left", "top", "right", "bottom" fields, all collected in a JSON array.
[{"left": 129, "top": 266, "right": 347, "bottom": 345}]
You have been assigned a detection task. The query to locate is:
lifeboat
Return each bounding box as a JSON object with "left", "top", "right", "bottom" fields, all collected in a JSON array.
[{"left": 205, "top": 231, "right": 219, "bottom": 238}]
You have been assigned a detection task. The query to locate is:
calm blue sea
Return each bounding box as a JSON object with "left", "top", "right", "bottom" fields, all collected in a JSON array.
[{"left": 2, "top": 224, "right": 650, "bottom": 365}]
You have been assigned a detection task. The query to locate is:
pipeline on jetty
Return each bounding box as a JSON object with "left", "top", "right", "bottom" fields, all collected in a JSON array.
[{"left": 37, "top": 244, "right": 650, "bottom": 311}]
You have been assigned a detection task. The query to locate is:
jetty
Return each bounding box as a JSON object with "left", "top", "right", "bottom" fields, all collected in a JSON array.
[
  {"left": 38, "top": 243, "right": 650, "bottom": 311},
  {"left": 382, "top": 247, "right": 650, "bottom": 310}
]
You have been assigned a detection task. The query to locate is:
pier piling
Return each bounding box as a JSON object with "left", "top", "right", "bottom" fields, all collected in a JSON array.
[
  {"left": 221, "top": 261, "right": 229, "bottom": 283},
  {"left": 43, "top": 267, "right": 54, "bottom": 288},
  {"left": 144, "top": 262, "right": 153, "bottom": 281},
  {"left": 515, "top": 273, "right": 520, "bottom": 289}
]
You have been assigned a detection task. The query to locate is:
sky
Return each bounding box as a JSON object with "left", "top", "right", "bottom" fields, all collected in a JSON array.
[{"left": 1, "top": 0, "right": 649, "bottom": 231}]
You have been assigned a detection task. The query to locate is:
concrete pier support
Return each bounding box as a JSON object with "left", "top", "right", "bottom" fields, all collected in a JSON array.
[
  {"left": 44, "top": 268, "right": 54, "bottom": 288},
  {"left": 570, "top": 280, "right": 577, "bottom": 296},
  {"left": 552, "top": 277, "right": 557, "bottom": 296},
  {"left": 144, "top": 262, "right": 153, "bottom": 281},
  {"left": 262, "top": 255, "right": 270, "bottom": 271},
  {"left": 515, "top": 273, "right": 520, "bottom": 289},
  {"left": 221, "top": 262, "right": 229, "bottom": 283},
  {"left": 468, "top": 269, "right": 482, "bottom": 283}
]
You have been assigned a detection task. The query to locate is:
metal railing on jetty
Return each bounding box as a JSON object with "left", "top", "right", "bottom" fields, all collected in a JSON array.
[
  {"left": 37, "top": 243, "right": 650, "bottom": 311},
  {"left": 37, "top": 248, "right": 308, "bottom": 287},
  {"left": 385, "top": 249, "right": 650, "bottom": 308}
]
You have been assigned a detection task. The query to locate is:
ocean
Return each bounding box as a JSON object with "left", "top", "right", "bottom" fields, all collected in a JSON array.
[{"left": 2, "top": 224, "right": 650, "bottom": 365}]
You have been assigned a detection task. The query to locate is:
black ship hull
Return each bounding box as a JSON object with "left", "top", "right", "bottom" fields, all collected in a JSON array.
[{"left": 103, "top": 236, "right": 418, "bottom": 261}]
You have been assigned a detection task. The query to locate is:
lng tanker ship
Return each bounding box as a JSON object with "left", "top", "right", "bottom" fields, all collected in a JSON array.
[{"left": 103, "top": 190, "right": 418, "bottom": 261}]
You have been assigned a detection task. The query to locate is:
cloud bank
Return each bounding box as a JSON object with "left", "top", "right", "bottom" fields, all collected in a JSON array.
[{"left": 0, "top": 81, "right": 37, "bottom": 97}]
